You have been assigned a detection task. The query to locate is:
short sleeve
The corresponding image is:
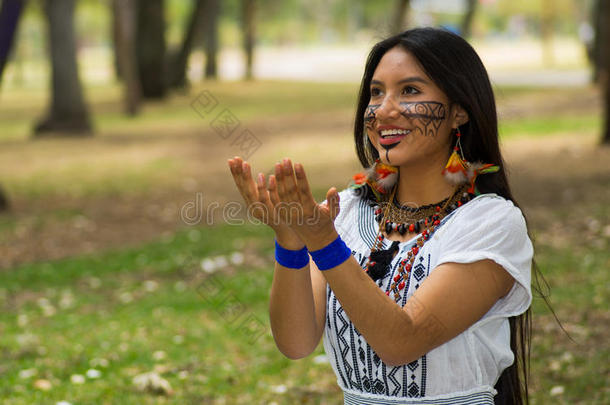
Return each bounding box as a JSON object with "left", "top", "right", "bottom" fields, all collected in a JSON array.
[{"left": 434, "top": 195, "right": 533, "bottom": 318}]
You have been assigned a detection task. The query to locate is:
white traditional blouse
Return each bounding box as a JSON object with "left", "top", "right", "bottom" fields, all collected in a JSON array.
[{"left": 322, "top": 188, "right": 533, "bottom": 404}]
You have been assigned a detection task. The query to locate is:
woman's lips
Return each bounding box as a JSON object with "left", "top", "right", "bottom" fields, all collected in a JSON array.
[{"left": 379, "top": 134, "right": 407, "bottom": 145}]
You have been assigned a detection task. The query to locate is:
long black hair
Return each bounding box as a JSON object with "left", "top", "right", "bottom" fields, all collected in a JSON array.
[{"left": 354, "top": 27, "right": 530, "bottom": 405}]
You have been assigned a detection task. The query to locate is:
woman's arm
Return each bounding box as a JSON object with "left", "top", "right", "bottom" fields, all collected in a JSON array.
[
  {"left": 269, "top": 251, "right": 328, "bottom": 359},
  {"left": 314, "top": 240, "right": 513, "bottom": 366},
  {"left": 274, "top": 159, "right": 514, "bottom": 366},
  {"left": 227, "top": 157, "right": 327, "bottom": 360}
]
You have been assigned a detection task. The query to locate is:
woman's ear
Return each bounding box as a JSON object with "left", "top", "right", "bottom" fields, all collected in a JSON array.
[{"left": 452, "top": 104, "right": 469, "bottom": 127}]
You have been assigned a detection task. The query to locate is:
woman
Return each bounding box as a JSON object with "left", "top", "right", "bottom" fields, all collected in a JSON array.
[{"left": 228, "top": 27, "right": 533, "bottom": 404}]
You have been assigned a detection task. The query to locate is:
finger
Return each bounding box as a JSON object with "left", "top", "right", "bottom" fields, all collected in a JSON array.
[
  {"left": 281, "top": 158, "right": 301, "bottom": 203},
  {"left": 268, "top": 175, "right": 281, "bottom": 207},
  {"left": 254, "top": 172, "right": 273, "bottom": 223},
  {"left": 241, "top": 161, "right": 259, "bottom": 201},
  {"left": 326, "top": 187, "right": 341, "bottom": 220},
  {"left": 294, "top": 163, "right": 317, "bottom": 208},
  {"left": 228, "top": 157, "right": 254, "bottom": 204},
  {"left": 275, "top": 161, "right": 288, "bottom": 201}
]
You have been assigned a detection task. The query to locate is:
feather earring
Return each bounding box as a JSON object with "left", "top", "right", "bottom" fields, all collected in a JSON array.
[
  {"left": 350, "top": 159, "right": 398, "bottom": 201},
  {"left": 442, "top": 128, "right": 468, "bottom": 185},
  {"left": 442, "top": 127, "right": 500, "bottom": 194}
]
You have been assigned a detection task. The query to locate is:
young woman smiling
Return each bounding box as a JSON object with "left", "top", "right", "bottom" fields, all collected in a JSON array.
[{"left": 229, "top": 27, "right": 533, "bottom": 404}]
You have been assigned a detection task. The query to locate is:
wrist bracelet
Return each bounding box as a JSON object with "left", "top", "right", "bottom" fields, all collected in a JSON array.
[
  {"left": 309, "top": 235, "right": 352, "bottom": 271},
  {"left": 274, "top": 239, "right": 309, "bottom": 269}
]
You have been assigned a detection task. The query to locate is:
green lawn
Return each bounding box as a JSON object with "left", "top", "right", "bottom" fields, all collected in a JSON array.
[{"left": 0, "top": 222, "right": 607, "bottom": 404}]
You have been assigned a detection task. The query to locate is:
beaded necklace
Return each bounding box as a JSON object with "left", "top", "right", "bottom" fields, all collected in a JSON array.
[{"left": 364, "top": 183, "right": 474, "bottom": 302}]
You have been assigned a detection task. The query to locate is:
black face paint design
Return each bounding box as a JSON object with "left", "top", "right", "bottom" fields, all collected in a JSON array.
[
  {"left": 364, "top": 101, "right": 447, "bottom": 164},
  {"left": 399, "top": 101, "right": 446, "bottom": 137},
  {"left": 365, "top": 104, "right": 393, "bottom": 162},
  {"left": 364, "top": 104, "right": 380, "bottom": 131}
]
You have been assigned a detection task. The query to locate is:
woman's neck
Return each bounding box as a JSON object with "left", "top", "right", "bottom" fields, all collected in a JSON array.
[{"left": 395, "top": 159, "right": 456, "bottom": 207}]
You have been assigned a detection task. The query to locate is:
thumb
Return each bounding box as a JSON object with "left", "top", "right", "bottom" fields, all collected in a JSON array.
[{"left": 326, "top": 187, "right": 340, "bottom": 220}]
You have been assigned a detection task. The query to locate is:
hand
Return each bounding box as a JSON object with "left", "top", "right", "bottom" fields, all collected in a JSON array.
[
  {"left": 227, "top": 156, "right": 303, "bottom": 249},
  {"left": 274, "top": 158, "right": 341, "bottom": 251}
]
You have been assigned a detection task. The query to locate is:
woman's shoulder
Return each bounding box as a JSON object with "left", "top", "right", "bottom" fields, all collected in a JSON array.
[{"left": 450, "top": 193, "right": 525, "bottom": 224}]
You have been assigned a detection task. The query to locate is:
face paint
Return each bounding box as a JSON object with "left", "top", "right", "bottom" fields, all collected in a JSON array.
[
  {"left": 399, "top": 101, "right": 446, "bottom": 137},
  {"left": 365, "top": 101, "right": 448, "bottom": 164},
  {"left": 364, "top": 104, "right": 380, "bottom": 131}
]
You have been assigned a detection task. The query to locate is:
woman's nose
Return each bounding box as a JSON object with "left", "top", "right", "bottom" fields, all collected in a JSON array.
[{"left": 375, "top": 96, "right": 401, "bottom": 120}]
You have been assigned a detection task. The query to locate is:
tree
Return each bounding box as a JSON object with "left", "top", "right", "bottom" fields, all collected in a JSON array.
[
  {"left": 136, "top": 0, "right": 167, "bottom": 99},
  {"left": 168, "top": 0, "right": 207, "bottom": 88},
  {"left": 460, "top": 0, "right": 478, "bottom": 38},
  {"left": 34, "top": 0, "right": 92, "bottom": 136},
  {"left": 0, "top": 187, "right": 8, "bottom": 212},
  {"left": 242, "top": 0, "right": 255, "bottom": 80},
  {"left": 600, "top": 0, "right": 610, "bottom": 144},
  {"left": 0, "top": 0, "right": 27, "bottom": 86},
  {"left": 391, "top": 0, "right": 410, "bottom": 34},
  {"left": 112, "top": 0, "right": 140, "bottom": 115},
  {"left": 203, "top": 0, "right": 220, "bottom": 79},
  {"left": 167, "top": 0, "right": 219, "bottom": 87}
]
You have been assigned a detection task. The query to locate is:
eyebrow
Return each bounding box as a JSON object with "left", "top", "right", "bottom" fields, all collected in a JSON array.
[{"left": 370, "top": 76, "right": 429, "bottom": 86}]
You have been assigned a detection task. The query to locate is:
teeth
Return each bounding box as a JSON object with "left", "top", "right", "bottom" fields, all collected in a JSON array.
[{"left": 380, "top": 129, "right": 410, "bottom": 137}]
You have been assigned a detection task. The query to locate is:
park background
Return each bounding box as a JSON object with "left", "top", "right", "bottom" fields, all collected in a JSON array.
[{"left": 0, "top": 0, "right": 608, "bottom": 403}]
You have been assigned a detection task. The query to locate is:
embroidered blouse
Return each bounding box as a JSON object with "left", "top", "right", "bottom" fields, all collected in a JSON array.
[{"left": 322, "top": 188, "right": 533, "bottom": 404}]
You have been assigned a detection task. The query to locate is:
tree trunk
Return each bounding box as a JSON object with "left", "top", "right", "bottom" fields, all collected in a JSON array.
[
  {"left": 113, "top": 0, "right": 140, "bottom": 115},
  {"left": 460, "top": 0, "right": 477, "bottom": 38},
  {"left": 136, "top": 0, "right": 167, "bottom": 99},
  {"left": 0, "top": 0, "right": 27, "bottom": 86},
  {"left": 0, "top": 186, "right": 8, "bottom": 212},
  {"left": 592, "top": 0, "right": 607, "bottom": 83},
  {"left": 111, "top": 0, "right": 122, "bottom": 82},
  {"left": 242, "top": 0, "right": 255, "bottom": 81},
  {"left": 168, "top": 0, "right": 206, "bottom": 88},
  {"left": 34, "top": 0, "right": 92, "bottom": 136},
  {"left": 203, "top": 0, "right": 220, "bottom": 79},
  {"left": 391, "top": 0, "right": 410, "bottom": 34},
  {"left": 601, "top": 0, "right": 610, "bottom": 144}
]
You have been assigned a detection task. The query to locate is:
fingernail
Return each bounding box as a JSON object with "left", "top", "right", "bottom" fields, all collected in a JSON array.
[{"left": 258, "top": 173, "right": 264, "bottom": 185}]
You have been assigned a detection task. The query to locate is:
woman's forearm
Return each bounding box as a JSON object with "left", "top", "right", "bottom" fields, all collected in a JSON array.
[
  {"left": 269, "top": 260, "right": 319, "bottom": 359},
  {"left": 268, "top": 228, "right": 319, "bottom": 359}
]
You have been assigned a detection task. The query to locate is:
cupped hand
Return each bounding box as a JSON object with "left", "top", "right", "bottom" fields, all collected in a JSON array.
[
  {"left": 274, "top": 158, "right": 341, "bottom": 251},
  {"left": 228, "top": 156, "right": 303, "bottom": 249}
]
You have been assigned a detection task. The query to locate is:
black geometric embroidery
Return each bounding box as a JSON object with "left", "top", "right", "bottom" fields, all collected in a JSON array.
[
  {"left": 373, "top": 352, "right": 381, "bottom": 366},
  {"left": 362, "top": 375, "right": 371, "bottom": 392},
  {"left": 359, "top": 347, "right": 366, "bottom": 363},
  {"left": 408, "top": 381, "right": 420, "bottom": 397},
  {"left": 413, "top": 263, "right": 426, "bottom": 281},
  {"left": 374, "top": 379, "right": 385, "bottom": 394},
  {"left": 388, "top": 366, "right": 401, "bottom": 396},
  {"left": 407, "top": 360, "right": 419, "bottom": 372}
]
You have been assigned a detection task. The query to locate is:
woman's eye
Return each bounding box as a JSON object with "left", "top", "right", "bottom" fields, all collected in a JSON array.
[
  {"left": 370, "top": 88, "right": 381, "bottom": 96},
  {"left": 403, "top": 86, "right": 419, "bottom": 95}
]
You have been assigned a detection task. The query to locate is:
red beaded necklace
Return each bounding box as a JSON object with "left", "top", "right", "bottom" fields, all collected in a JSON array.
[{"left": 364, "top": 183, "right": 473, "bottom": 302}]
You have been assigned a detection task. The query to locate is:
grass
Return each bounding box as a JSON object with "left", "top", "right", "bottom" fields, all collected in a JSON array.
[
  {"left": 0, "top": 223, "right": 607, "bottom": 403},
  {"left": 0, "top": 224, "right": 342, "bottom": 404}
]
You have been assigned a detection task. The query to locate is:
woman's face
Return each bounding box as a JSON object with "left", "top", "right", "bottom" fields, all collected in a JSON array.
[{"left": 365, "top": 46, "right": 467, "bottom": 168}]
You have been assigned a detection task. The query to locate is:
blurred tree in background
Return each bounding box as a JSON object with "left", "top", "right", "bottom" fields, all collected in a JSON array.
[
  {"left": 136, "top": 0, "right": 167, "bottom": 99},
  {"left": 34, "top": 0, "right": 92, "bottom": 135}
]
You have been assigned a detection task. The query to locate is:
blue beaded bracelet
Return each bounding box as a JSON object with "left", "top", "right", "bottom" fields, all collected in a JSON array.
[
  {"left": 309, "top": 235, "right": 352, "bottom": 271},
  {"left": 274, "top": 239, "right": 309, "bottom": 269}
]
